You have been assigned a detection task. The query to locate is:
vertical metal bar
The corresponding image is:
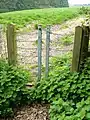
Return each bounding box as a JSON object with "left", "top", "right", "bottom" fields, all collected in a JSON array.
[
  {"left": 38, "top": 25, "right": 42, "bottom": 81},
  {"left": 45, "top": 25, "right": 50, "bottom": 79}
]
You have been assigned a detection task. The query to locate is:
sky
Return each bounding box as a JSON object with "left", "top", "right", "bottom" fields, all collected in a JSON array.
[{"left": 68, "top": 0, "right": 90, "bottom": 5}]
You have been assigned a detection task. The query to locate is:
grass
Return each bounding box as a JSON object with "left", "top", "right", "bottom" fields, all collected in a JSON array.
[
  {"left": 61, "top": 35, "right": 74, "bottom": 46},
  {"left": 0, "top": 7, "right": 80, "bottom": 29},
  {"left": 52, "top": 34, "right": 74, "bottom": 47}
]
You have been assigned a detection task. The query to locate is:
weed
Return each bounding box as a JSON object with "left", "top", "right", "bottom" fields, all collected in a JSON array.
[
  {"left": 60, "top": 24, "right": 69, "bottom": 29},
  {"left": 61, "top": 35, "right": 73, "bottom": 46},
  {"left": 0, "top": 59, "right": 31, "bottom": 117}
]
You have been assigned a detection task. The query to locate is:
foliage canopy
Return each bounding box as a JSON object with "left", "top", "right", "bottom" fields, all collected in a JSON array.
[{"left": 0, "top": 0, "right": 69, "bottom": 13}]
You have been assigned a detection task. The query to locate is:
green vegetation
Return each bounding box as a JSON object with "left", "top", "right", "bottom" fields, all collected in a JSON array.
[
  {"left": 31, "top": 55, "right": 90, "bottom": 120},
  {"left": 0, "top": 59, "right": 31, "bottom": 117},
  {"left": 61, "top": 35, "right": 73, "bottom": 46},
  {"left": 52, "top": 34, "right": 74, "bottom": 47},
  {"left": 79, "top": 6, "right": 90, "bottom": 15},
  {"left": 0, "top": 7, "right": 80, "bottom": 29},
  {"left": 1, "top": 53, "right": 90, "bottom": 119},
  {"left": 0, "top": 0, "right": 69, "bottom": 13}
]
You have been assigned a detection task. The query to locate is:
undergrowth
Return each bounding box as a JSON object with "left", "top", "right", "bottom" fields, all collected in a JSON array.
[
  {"left": 79, "top": 6, "right": 90, "bottom": 15},
  {"left": 1, "top": 53, "right": 90, "bottom": 120},
  {"left": 0, "top": 59, "right": 31, "bottom": 117},
  {"left": 29, "top": 54, "right": 90, "bottom": 120},
  {"left": 61, "top": 35, "right": 73, "bottom": 46}
]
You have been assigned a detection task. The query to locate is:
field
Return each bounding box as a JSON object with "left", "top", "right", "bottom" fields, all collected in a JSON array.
[{"left": 0, "top": 7, "right": 80, "bottom": 29}]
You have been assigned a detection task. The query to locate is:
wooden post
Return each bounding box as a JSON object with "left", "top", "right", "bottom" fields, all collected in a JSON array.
[
  {"left": 45, "top": 25, "right": 50, "bottom": 79},
  {"left": 6, "top": 24, "right": 17, "bottom": 65},
  {"left": 38, "top": 25, "right": 42, "bottom": 81},
  {"left": 80, "top": 26, "right": 89, "bottom": 62},
  {"left": 71, "top": 26, "right": 83, "bottom": 72}
]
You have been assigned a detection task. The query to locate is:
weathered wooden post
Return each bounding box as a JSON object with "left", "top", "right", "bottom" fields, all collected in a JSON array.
[
  {"left": 71, "top": 26, "right": 83, "bottom": 72},
  {"left": 6, "top": 23, "right": 17, "bottom": 65},
  {"left": 45, "top": 25, "right": 50, "bottom": 79},
  {"left": 38, "top": 25, "right": 42, "bottom": 81},
  {"left": 80, "top": 26, "right": 89, "bottom": 62}
]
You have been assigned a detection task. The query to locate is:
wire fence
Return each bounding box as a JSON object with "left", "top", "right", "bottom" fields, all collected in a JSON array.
[
  {"left": 0, "top": 24, "right": 74, "bottom": 80},
  {"left": 0, "top": 23, "right": 90, "bottom": 81}
]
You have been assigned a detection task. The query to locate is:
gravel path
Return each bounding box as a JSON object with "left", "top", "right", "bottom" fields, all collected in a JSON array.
[{"left": 1, "top": 104, "right": 50, "bottom": 120}]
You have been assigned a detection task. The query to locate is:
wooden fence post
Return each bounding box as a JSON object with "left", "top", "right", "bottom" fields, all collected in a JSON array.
[
  {"left": 45, "top": 25, "right": 50, "bottom": 79},
  {"left": 38, "top": 25, "right": 42, "bottom": 81},
  {"left": 6, "top": 24, "right": 17, "bottom": 65},
  {"left": 80, "top": 26, "right": 89, "bottom": 62},
  {"left": 71, "top": 26, "right": 83, "bottom": 72}
]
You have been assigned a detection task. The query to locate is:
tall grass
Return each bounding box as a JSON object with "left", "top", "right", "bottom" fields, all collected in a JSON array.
[{"left": 0, "top": 7, "right": 80, "bottom": 29}]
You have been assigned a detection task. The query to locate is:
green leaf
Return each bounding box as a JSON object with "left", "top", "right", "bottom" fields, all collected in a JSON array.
[{"left": 86, "top": 113, "right": 90, "bottom": 119}]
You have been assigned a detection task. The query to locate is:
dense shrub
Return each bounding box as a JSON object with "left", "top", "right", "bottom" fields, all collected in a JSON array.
[
  {"left": 1, "top": 52, "right": 90, "bottom": 119},
  {"left": 0, "top": 59, "right": 31, "bottom": 117},
  {"left": 31, "top": 54, "right": 72, "bottom": 102},
  {"left": 30, "top": 54, "right": 90, "bottom": 120},
  {"left": 79, "top": 6, "right": 90, "bottom": 15},
  {"left": 49, "top": 97, "right": 90, "bottom": 120}
]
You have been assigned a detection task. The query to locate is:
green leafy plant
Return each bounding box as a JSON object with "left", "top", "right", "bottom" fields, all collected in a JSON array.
[
  {"left": 79, "top": 6, "right": 90, "bottom": 15},
  {"left": 0, "top": 59, "right": 31, "bottom": 117},
  {"left": 49, "top": 97, "right": 90, "bottom": 120},
  {"left": 30, "top": 54, "right": 90, "bottom": 120},
  {"left": 1, "top": 52, "right": 90, "bottom": 120},
  {"left": 61, "top": 35, "right": 73, "bottom": 46}
]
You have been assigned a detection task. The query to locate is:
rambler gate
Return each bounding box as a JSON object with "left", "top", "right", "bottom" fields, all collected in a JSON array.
[
  {"left": 71, "top": 26, "right": 90, "bottom": 72},
  {"left": 0, "top": 23, "right": 90, "bottom": 81}
]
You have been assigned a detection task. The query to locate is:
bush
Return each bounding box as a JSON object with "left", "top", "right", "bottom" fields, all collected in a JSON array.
[
  {"left": 1, "top": 53, "right": 90, "bottom": 119},
  {"left": 49, "top": 97, "right": 90, "bottom": 120},
  {"left": 30, "top": 54, "right": 90, "bottom": 120},
  {"left": 79, "top": 6, "right": 90, "bottom": 15},
  {"left": 0, "top": 59, "right": 31, "bottom": 117},
  {"left": 31, "top": 54, "right": 71, "bottom": 101},
  {"left": 61, "top": 35, "right": 73, "bottom": 46}
]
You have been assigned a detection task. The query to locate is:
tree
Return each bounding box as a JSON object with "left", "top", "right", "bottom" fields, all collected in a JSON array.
[{"left": 0, "top": 0, "right": 69, "bottom": 13}]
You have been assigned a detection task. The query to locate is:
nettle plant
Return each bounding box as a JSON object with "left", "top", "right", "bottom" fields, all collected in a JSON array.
[
  {"left": 0, "top": 59, "right": 31, "bottom": 117},
  {"left": 49, "top": 97, "right": 90, "bottom": 120},
  {"left": 31, "top": 54, "right": 90, "bottom": 120},
  {"left": 1, "top": 53, "right": 90, "bottom": 119}
]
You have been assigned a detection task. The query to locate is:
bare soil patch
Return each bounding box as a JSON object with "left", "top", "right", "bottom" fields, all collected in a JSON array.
[{"left": 1, "top": 104, "right": 50, "bottom": 120}]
